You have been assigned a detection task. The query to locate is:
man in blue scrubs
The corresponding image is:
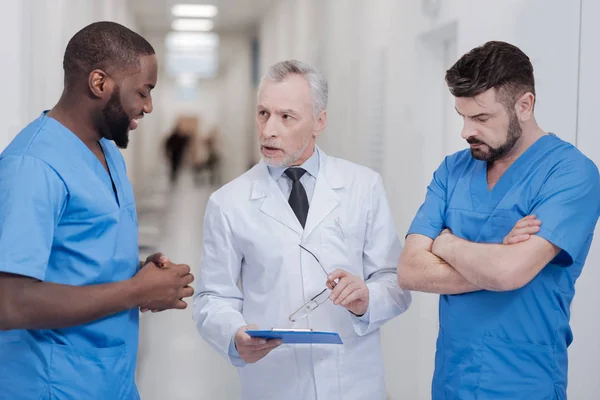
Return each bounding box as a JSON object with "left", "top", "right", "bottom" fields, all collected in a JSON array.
[
  {"left": 398, "top": 41, "right": 600, "bottom": 399},
  {"left": 0, "top": 22, "right": 194, "bottom": 399}
]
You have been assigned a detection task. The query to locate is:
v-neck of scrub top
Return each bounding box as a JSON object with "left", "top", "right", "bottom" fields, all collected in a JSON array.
[
  {"left": 470, "top": 134, "right": 553, "bottom": 213},
  {"left": 97, "top": 140, "right": 120, "bottom": 206},
  {"left": 41, "top": 112, "right": 122, "bottom": 208}
]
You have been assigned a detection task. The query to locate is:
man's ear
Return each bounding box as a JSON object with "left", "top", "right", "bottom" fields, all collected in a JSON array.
[
  {"left": 515, "top": 92, "right": 535, "bottom": 122},
  {"left": 314, "top": 110, "right": 328, "bottom": 138},
  {"left": 88, "top": 69, "right": 114, "bottom": 99}
]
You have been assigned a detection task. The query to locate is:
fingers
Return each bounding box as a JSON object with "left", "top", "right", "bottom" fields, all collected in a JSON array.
[
  {"left": 236, "top": 325, "right": 281, "bottom": 349},
  {"left": 159, "top": 254, "right": 170, "bottom": 264},
  {"left": 181, "top": 273, "right": 195, "bottom": 286},
  {"left": 505, "top": 234, "right": 532, "bottom": 245},
  {"left": 514, "top": 216, "right": 541, "bottom": 229},
  {"left": 243, "top": 345, "right": 280, "bottom": 363},
  {"left": 155, "top": 253, "right": 170, "bottom": 266},
  {"left": 512, "top": 225, "right": 541, "bottom": 237},
  {"left": 238, "top": 339, "right": 281, "bottom": 363},
  {"left": 174, "top": 300, "right": 188, "bottom": 309},
  {"left": 239, "top": 334, "right": 267, "bottom": 347},
  {"left": 340, "top": 289, "right": 366, "bottom": 307},
  {"left": 504, "top": 216, "right": 542, "bottom": 245},
  {"left": 146, "top": 252, "right": 170, "bottom": 267},
  {"left": 330, "top": 275, "right": 352, "bottom": 301},
  {"left": 327, "top": 269, "right": 350, "bottom": 282},
  {"left": 243, "top": 340, "right": 281, "bottom": 351},
  {"left": 236, "top": 325, "right": 263, "bottom": 345},
  {"left": 179, "top": 285, "right": 194, "bottom": 299},
  {"left": 332, "top": 281, "right": 361, "bottom": 305},
  {"left": 175, "top": 263, "right": 191, "bottom": 276}
]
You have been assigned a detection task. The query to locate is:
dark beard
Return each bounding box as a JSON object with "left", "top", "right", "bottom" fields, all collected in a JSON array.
[
  {"left": 470, "top": 112, "right": 522, "bottom": 162},
  {"left": 101, "top": 86, "right": 130, "bottom": 149}
]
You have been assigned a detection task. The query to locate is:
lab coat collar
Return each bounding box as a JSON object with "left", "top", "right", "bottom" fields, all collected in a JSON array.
[{"left": 250, "top": 147, "right": 344, "bottom": 237}]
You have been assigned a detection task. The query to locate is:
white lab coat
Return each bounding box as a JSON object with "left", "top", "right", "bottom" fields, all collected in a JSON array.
[{"left": 193, "top": 149, "right": 411, "bottom": 400}]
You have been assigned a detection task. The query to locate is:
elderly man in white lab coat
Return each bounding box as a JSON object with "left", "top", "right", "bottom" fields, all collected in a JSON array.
[{"left": 193, "top": 60, "right": 411, "bottom": 400}]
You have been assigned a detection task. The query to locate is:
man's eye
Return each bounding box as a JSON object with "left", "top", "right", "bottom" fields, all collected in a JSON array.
[{"left": 139, "top": 92, "right": 147, "bottom": 99}]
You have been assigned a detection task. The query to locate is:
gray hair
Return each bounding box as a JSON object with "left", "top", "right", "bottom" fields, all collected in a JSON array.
[{"left": 260, "top": 60, "right": 328, "bottom": 118}]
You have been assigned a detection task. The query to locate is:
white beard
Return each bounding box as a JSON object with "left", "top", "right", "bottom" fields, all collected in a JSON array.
[{"left": 262, "top": 135, "right": 312, "bottom": 168}]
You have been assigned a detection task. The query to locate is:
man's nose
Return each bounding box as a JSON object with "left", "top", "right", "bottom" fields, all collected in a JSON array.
[
  {"left": 461, "top": 120, "right": 477, "bottom": 140},
  {"left": 262, "top": 116, "right": 279, "bottom": 138},
  {"left": 143, "top": 97, "right": 153, "bottom": 114}
]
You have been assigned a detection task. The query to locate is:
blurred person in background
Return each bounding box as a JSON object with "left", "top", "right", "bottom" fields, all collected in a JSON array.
[
  {"left": 0, "top": 22, "right": 194, "bottom": 400},
  {"left": 193, "top": 60, "right": 411, "bottom": 400},
  {"left": 193, "top": 126, "right": 221, "bottom": 186},
  {"left": 164, "top": 116, "right": 192, "bottom": 185},
  {"left": 398, "top": 41, "right": 600, "bottom": 399}
]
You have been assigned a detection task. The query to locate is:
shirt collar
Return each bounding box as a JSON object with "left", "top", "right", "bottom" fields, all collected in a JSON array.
[{"left": 268, "top": 146, "right": 320, "bottom": 181}]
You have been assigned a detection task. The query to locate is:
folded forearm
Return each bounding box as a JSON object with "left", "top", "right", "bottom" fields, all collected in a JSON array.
[
  {"left": 434, "top": 235, "right": 506, "bottom": 290},
  {"left": 0, "top": 276, "right": 139, "bottom": 330},
  {"left": 398, "top": 250, "right": 480, "bottom": 295}
]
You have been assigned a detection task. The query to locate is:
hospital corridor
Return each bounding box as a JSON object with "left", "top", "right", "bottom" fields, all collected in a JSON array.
[
  {"left": 1, "top": 0, "right": 600, "bottom": 399},
  {"left": 135, "top": 171, "right": 239, "bottom": 400}
]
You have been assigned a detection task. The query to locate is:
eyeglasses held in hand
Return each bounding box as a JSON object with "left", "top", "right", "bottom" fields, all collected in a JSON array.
[{"left": 288, "top": 245, "right": 336, "bottom": 323}]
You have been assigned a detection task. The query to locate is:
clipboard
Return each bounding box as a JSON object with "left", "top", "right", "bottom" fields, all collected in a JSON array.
[{"left": 246, "top": 329, "right": 343, "bottom": 344}]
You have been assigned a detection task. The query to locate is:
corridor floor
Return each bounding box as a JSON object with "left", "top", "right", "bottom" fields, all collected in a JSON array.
[{"left": 136, "top": 171, "right": 241, "bottom": 400}]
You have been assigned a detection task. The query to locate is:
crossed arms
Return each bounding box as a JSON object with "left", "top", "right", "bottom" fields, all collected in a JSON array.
[{"left": 397, "top": 216, "right": 561, "bottom": 294}]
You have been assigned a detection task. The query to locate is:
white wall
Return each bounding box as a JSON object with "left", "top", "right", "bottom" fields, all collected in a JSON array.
[
  {"left": 568, "top": 0, "right": 600, "bottom": 398},
  {"left": 216, "top": 35, "right": 255, "bottom": 184},
  {"left": 258, "top": 0, "right": 598, "bottom": 398},
  {"left": 0, "top": 1, "right": 24, "bottom": 151},
  {"left": 0, "top": 0, "right": 140, "bottom": 182}
]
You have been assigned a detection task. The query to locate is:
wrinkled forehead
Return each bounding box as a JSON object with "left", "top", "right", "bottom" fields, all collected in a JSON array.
[{"left": 257, "top": 75, "right": 313, "bottom": 111}]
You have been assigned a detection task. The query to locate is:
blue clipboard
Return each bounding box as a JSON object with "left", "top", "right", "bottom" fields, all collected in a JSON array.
[{"left": 246, "top": 329, "right": 343, "bottom": 344}]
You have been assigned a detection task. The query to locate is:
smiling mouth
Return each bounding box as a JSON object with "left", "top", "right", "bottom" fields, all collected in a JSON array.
[{"left": 129, "top": 115, "right": 144, "bottom": 131}]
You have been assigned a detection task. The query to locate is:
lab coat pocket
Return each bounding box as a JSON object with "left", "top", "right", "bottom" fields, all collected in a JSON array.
[
  {"left": 49, "top": 343, "right": 132, "bottom": 400},
  {"left": 478, "top": 336, "right": 556, "bottom": 399},
  {"left": 320, "top": 217, "right": 362, "bottom": 277}
]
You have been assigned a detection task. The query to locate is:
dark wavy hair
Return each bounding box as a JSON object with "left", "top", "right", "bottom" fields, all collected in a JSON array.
[{"left": 445, "top": 41, "right": 535, "bottom": 109}]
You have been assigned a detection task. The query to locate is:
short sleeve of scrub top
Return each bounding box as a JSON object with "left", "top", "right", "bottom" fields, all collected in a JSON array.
[
  {"left": 0, "top": 154, "right": 67, "bottom": 281},
  {"left": 407, "top": 156, "right": 451, "bottom": 239},
  {"left": 530, "top": 156, "right": 600, "bottom": 266}
]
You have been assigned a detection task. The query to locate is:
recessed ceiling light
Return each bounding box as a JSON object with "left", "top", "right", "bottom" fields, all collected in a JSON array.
[
  {"left": 172, "top": 19, "right": 214, "bottom": 32},
  {"left": 166, "top": 32, "right": 219, "bottom": 50},
  {"left": 171, "top": 4, "right": 218, "bottom": 18}
]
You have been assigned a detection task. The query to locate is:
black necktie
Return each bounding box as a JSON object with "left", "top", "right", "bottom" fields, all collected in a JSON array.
[{"left": 285, "top": 168, "right": 309, "bottom": 228}]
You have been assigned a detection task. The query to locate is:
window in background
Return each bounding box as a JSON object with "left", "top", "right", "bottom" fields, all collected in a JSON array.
[{"left": 165, "top": 32, "right": 220, "bottom": 101}]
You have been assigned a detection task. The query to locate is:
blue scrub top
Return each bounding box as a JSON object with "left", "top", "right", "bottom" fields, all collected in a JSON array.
[
  {"left": 408, "top": 134, "right": 600, "bottom": 399},
  {"left": 0, "top": 113, "right": 140, "bottom": 399}
]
